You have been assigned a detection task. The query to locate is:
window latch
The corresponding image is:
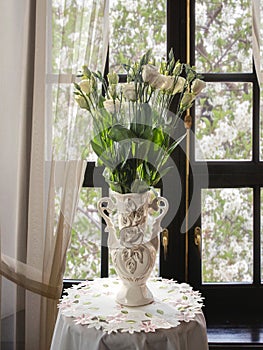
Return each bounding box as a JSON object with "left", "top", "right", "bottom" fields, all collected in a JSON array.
[
  {"left": 194, "top": 227, "right": 201, "bottom": 254},
  {"left": 162, "top": 228, "right": 169, "bottom": 261}
]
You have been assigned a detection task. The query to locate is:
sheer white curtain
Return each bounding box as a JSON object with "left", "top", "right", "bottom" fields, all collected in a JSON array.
[
  {"left": 252, "top": 0, "right": 263, "bottom": 83},
  {"left": 0, "top": 0, "right": 108, "bottom": 349}
]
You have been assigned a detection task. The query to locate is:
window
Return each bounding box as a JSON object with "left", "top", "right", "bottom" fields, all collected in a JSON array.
[
  {"left": 188, "top": 0, "right": 263, "bottom": 323},
  {"left": 51, "top": 0, "right": 263, "bottom": 325},
  {"left": 53, "top": 0, "right": 168, "bottom": 281},
  {"left": 47, "top": 0, "right": 108, "bottom": 280}
]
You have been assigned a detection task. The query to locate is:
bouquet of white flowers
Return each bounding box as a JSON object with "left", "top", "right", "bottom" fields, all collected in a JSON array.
[{"left": 74, "top": 49, "right": 205, "bottom": 194}]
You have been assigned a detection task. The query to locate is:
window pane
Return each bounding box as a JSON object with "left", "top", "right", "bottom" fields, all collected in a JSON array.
[
  {"left": 65, "top": 188, "right": 102, "bottom": 279},
  {"left": 51, "top": 1, "right": 105, "bottom": 74},
  {"left": 202, "top": 188, "right": 253, "bottom": 283},
  {"left": 195, "top": 82, "right": 252, "bottom": 161},
  {"left": 50, "top": 84, "right": 96, "bottom": 161},
  {"left": 195, "top": 0, "right": 252, "bottom": 73},
  {"left": 109, "top": 0, "right": 166, "bottom": 72}
]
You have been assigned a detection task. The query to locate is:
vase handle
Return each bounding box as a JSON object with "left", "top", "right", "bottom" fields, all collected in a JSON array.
[
  {"left": 97, "top": 197, "right": 119, "bottom": 248},
  {"left": 151, "top": 196, "right": 169, "bottom": 240}
]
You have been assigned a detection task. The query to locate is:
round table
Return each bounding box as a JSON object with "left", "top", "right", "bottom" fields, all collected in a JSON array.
[{"left": 51, "top": 278, "right": 209, "bottom": 350}]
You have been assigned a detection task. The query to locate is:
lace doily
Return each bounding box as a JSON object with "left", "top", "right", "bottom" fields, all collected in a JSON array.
[{"left": 58, "top": 278, "right": 204, "bottom": 334}]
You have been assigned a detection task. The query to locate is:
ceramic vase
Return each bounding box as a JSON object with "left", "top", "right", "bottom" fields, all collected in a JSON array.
[{"left": 97, "top": 190, "right": 168, "bottom": 306}]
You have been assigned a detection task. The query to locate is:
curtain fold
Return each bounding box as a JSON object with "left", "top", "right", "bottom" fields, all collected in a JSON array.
[
  {"left": 0, "top": 0, "right": 109, "bottom": 348},
  {"left": 252, "top": 0, "right": 263, "bottom": 83}
]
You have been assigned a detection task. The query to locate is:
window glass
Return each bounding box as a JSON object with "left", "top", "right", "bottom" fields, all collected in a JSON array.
[
  {"left": 195, "top": 0, "right": 252, "bottom": 73},
  {"left": 109, "top": 0, "right": 166, "bottom": 72},
  {"left": 51, "top": 1, "right": 105, "bottom": 74},
  {"left": 201, "top": 188, "right": 253, "bottom": 283},
  {"left": 52, "top": 1, "right": 89, "bottom": 73},
  {"left": 195, "top": 82, "right": 252, "bottom": 160},
  {"left": 50, "top": 84, "right": 96, "bottom": 161},
  {"left": 65, "top": 188, "right": 102, "bottom": 279}
]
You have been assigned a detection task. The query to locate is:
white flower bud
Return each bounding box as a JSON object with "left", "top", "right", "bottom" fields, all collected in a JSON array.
[
  {"left": 172, "top": 77, "right": 186, "bottom": 95},
  {"left": 122, "top": 82, "right": 137, "bottom": 101},
  {"left": 180, "top": 92, "right": 196, "bottom": 108},
  {"left": 103, "top": 99, "right": 120, "bottom": 114},
  {"left": 191, "top": 78, "right": 206, "bottom": 95},
  {"left": 142, "top": 64, "right": 159, "bottom": 83},
  {"left": 79, "top": 79, "right": 93, "bottom": 95},
  {"left": 75, "top": 95, "right": 88, "bottom": 109}
]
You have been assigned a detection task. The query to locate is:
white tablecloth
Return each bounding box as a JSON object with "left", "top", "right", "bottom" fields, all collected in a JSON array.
[{"left": 50, "top": 278, "right": 209, "bottom": 350}]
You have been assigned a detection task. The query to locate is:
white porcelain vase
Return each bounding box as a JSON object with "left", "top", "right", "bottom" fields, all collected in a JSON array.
[{"left": 97, "top": 191, "right": 169, "bottom": 306}]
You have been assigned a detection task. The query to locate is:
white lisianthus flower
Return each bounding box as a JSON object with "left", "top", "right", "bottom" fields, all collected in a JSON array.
[
  {"left": 172, "top": 76, "right": 186, "bottom": 95},
  {"left": 142, "top": 64, "right": 159, "bottom": 83},
  {"left": 160, "top": 75, "right": 175, "bottom": 91},
  {"left": 75, "top": 95, "right": 88, "bottom": 109},
  {"left": 122, "top": 82, "right": 137, "bottom": 101},
  {"left": 103, "top": 99, "right": 120, "bottom": 114},
  {"left": 149, "top": 73, "right": 164, "bottom": 89},
  {"left": 180, "top": 92, "right": 196, "bottom": 108},
  {"left": 79, "top": 79, "right": 93, "bottom": 95},
  {"left": 191, "top": 78, "right": 206, "bottom": 95}
]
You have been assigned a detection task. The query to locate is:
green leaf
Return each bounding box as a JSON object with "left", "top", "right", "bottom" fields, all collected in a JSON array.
[
  {"left": 130, "top": 104, "right": 153, "bottom": 139},
  {"left": 157, "top": 166, "right": 174, "bottom": 179},
  {"left": 108, "top": 124, "right": 136, "bottom": 142},
  {"left": 90, "top": 139, "right": 104, "bottom": 157},
  {"left": 167, "top": 133, "right": 187, "bottom": 156},
  {"left": 73, "top": 82, "right": 81, "bottom": 91},
  {"left": 135, "top": 140, "right": 151, "bottom": 160},
  {"left": 130, "top": 179, "right": 149, "bottom": 193},
  {"left": 152, "top": 127, "right": 165, "bottom": 147},
  {"left": 139, "top": 49, "right": 152, "bottom": 67},
  {"left": 140, "top": 103, "right": 152, "bottom": 123},
  {"left": 91, "top": 140, "right": 115, "bottom": 169},
  {"left": 130, "top": 122, "right": 145, "bottom": 138},
  {"left": 119, "top": 141, "right": 132, "bottom": 169}
]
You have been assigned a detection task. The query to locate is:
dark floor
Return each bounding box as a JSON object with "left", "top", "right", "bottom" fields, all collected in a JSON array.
[{"left": 207, "top": 323, "right": 263, "bottom": 349}]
